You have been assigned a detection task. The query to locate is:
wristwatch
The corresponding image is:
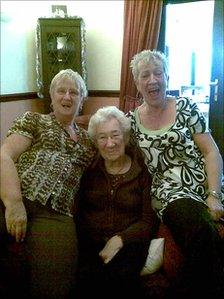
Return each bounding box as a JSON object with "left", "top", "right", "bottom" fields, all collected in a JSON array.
[{"left": 209, "top": 190, "right": 222, "bottom": 201}]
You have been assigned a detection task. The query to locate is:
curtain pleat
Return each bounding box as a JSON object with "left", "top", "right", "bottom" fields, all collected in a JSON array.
[{"left": 119, "top": 0, "right": 163, "bottom": 112}]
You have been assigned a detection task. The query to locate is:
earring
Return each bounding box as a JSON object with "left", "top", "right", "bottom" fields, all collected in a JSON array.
[
  {"left": 78, "top": 101, "right": 84, "bottom": 115},
  {"left": 50, "top": 103, "right": 53, "bottom": 110},
  {"left": 136, "top": 91, "right": 143, "bottom": 105}
]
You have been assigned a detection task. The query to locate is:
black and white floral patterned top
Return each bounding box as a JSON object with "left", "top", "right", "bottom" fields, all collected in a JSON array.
[
  {"left": 7, "top": 111, "right": 96, "bottom": 217},
  {"left": 127, "top": 97, "right": 210, "bottom": 218}
]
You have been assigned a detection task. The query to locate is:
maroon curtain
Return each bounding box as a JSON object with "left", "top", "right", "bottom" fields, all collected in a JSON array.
[{"left": 119, "top": 0, "right": 163, "bottom": 112}]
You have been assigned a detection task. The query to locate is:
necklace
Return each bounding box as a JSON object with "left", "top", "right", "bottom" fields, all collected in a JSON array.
[
  {"left": 64, "top": 124, "right": 78, "bottom": 142},
  {"left": 105, "top": 155, "right": 131, "bottom": 175},
  {"left": 53, "top": 114, "right": 78, "bottom": 142}
]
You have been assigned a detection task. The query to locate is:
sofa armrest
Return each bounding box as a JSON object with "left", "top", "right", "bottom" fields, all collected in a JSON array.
[
  {"left": 157, "top": 223, "right": 183, "bottom": 281},
  {"left": 74, "top": 114, "right": 91, "bottom": 130}
]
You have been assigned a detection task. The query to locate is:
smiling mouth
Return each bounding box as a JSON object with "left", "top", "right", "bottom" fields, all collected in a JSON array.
[
  {"left": 148, "top": 88, "right": 159, "bottom": 96},
  {"left": 106, "top": 150, "right": 117, "bottom": 154},
  {"left": 62, "top": 104, "right": 72, "bottom": 108}
]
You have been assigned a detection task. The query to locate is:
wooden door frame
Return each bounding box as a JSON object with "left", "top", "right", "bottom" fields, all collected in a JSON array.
[{"left": 209, "top": 0, "right": 224, "bottom": 161}]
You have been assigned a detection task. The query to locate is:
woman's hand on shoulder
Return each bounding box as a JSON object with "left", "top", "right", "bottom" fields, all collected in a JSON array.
[
  {"left": 5, "top": 200, "right": 27, "bottom": 242},
  {"left": 206, "top": 195, "right": 224, "bottom": 221},
  {"left": 99, "top": 235, "right": 123, "bottom": 264}
]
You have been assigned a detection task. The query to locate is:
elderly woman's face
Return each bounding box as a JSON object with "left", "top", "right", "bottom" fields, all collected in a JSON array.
[
  {"left": 51, "top": 78, "right": 82, "bottom": 119},
  {"left": 95, "top": 118, "right": 126, "bottom": 162},
  {"left": 136, "top": 60, "right": 168, "bottom": 106}
]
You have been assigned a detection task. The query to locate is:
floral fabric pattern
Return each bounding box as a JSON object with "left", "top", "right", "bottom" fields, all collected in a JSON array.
[{"left": 127, "top": 97, "right": 210, "bottom": 217}]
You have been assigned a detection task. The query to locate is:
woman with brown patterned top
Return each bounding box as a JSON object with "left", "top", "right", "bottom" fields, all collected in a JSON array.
[
  {"left": 0, "top": 69, "right": 96, "bottom": 299},
  {"left": 74, "top": 106, "right": 159, "bottom": 299}
]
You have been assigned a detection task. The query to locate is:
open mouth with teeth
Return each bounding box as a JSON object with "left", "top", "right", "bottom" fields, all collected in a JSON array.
[
  {"left": 148, "top": 88, "right": 160, "bottom": 96},
  {"left": 62, "top": 103, "right": 72, "bottom": 109}
]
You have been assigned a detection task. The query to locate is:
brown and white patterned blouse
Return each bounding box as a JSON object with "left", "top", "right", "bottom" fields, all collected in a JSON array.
[{"left": 7, "top": 111, "right": 96, "bottom": 217}]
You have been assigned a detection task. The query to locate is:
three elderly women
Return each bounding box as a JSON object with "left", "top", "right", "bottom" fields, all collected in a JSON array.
[{"left": 1, "top": 53, "right": 223, "bottom": 299}]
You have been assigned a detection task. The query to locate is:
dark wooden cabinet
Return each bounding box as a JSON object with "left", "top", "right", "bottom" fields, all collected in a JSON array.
[{"left": 36, "top": 17, "right": 87, "bottom": 111}]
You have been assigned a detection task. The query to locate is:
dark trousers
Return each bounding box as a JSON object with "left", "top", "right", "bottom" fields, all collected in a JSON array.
[
  {"left": 77, "top": 237, "right": 149, "bottom": 299},
  {"left": 163, "top": 198, "right": 224, "bottom": 299},
  {"left": 0, "top": 217, "right": 28, "bottom": 299},
  {"left": 0, "top": 199, "right": 78, "bottom": 299}
]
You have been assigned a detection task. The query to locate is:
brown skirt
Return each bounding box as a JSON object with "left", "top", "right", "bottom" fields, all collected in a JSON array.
[{"left": 0, "top": 198, "right": 78, "bottom": 299}]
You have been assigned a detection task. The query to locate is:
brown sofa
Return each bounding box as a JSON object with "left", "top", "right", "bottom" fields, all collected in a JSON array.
[{"left": 75, "top": 96, "right": 120, "bottom": 130}]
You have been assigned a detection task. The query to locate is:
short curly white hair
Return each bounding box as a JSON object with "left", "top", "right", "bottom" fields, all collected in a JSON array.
[
  {"left": 88, "top": 106, "right": 131, "bottom": 143},
  {"left": 130, "top": 49, "right": 169, "bottom": 81},
  {"left": 50, "top": 69, "right": 87, "bottom": 98}
]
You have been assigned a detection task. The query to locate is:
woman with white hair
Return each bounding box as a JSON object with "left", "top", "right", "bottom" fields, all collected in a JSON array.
[
  {"left": 75, "top": 106, "right": 159, "bottom": 298},
  {"left": 127, "top": 49, "right": 224, "bottom": 298},
  {"left": 0, "top": 69, "right": 96, "bottom": 299}
]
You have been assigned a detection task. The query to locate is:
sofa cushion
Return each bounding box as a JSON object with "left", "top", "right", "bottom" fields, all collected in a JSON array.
[
  {"left": 157, "top": 223, "right": 183, "bottom": 280},
  {"left": 140, "top": 238, "right": 165, "bottom": 276},
  {"left": 157, "top": 222, "right": 224, "bottom": 281}
]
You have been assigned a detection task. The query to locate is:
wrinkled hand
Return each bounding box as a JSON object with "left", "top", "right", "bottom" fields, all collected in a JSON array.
[
  {"left": 99, "top": 235, "right": 123, "bottom": 264},
  {"left": 5, "top": 201, "right": 27, "bottom": 242},
  {"left": 206, "top": 195, "right": 224, "bottom": 221}
]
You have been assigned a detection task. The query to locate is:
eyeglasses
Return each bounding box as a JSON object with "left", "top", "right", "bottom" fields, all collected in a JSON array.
[
  {"left": 56, "top": 88, "right": 79, "bottom": 97},
  {"left": 96, "top": 132, "right": 123, "bottom": 145}
]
